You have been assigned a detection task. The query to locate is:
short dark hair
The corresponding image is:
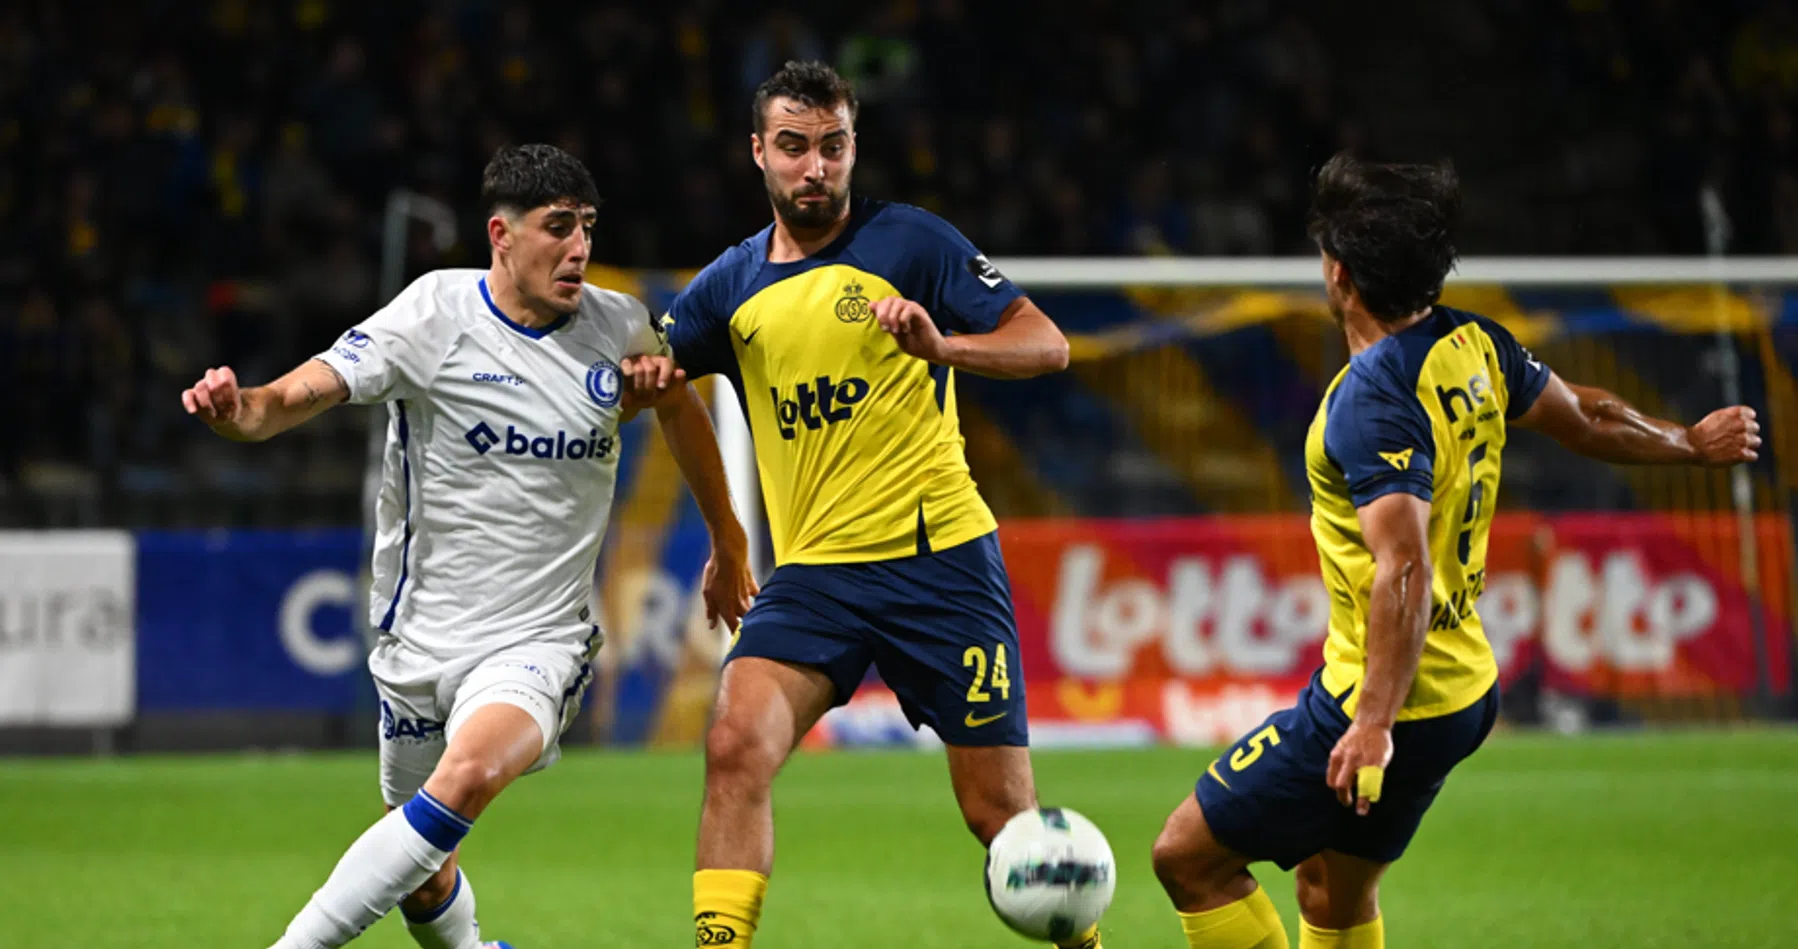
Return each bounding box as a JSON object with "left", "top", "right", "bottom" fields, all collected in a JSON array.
[
  {"left": 1307, "top": 153, "right": 1461, "bottom": 321},
  {"left": 480, "top": 144, "right": 601, "bottom": 217},
  {"left": 752, "top": 60, "right": 859, "bottom": 134}
]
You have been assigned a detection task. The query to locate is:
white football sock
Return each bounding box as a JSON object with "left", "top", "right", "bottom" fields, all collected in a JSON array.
[
  {"left": 271, "top": 791, "right": 472, "bottom": 949},
  {"left": 405, "top": 869, "right": 483, "bottom": 949}
]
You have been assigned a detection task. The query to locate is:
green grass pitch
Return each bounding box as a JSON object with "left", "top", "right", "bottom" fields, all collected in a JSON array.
[{"left": 2, "top": 730, "right": 1795, "bottom": 947}]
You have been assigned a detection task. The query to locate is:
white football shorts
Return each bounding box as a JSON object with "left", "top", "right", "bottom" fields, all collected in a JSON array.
[{"left": 368, "top": 627, "right": 602, "bottom": 807}]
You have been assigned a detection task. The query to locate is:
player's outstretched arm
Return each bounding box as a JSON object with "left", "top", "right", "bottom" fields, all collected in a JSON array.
[
  {"left": 180, "top": 359, "right": 349, "bottom": 443},
  {"left": 650, "top": 378, "right": 757, "bottom": 631},
  {"left": 1515, "top": 372, "right": 1760, "bottom": 466},
  {"left": 1329, "top": 491, "right": 1432, "bottom": 815},
  {"left": 873, "top": 296, "right": 1070, "bottom": 379}
]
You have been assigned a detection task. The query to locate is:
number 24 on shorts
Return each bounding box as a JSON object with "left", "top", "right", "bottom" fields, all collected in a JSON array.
[{"left": 963, "top": 643, "right": 1012, "bottom": 702}]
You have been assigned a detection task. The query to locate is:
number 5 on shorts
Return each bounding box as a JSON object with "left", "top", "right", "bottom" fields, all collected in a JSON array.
[
  {"left": 963, "top": 643, "right": 1012, "bottom": 702},
  {"left": 1229, "top": 724, "right": 1281, "bottom": 772}
]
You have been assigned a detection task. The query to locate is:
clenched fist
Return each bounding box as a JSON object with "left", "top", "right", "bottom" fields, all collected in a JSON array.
[
  {"left": 872, "top": 296, "right": 950, "bottom": 363},
  {"left": 1688, "top": 406, "right": 1761, "bottom": 466},
  {"left": 181, "top": 366, "right": 246, "bottom": 432}
]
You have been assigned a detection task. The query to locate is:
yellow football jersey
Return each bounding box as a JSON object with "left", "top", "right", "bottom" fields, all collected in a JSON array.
[
  {"left": 663, "top": 198, "right": 1020, "bottom": 565},
  {"left": 1306, "top": 307, "right": 1550, "bottom": 720}
]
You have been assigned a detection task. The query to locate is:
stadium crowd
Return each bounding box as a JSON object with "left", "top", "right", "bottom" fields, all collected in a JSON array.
[{"left": 1, "top": 0, "right": 1793, "bottom": 523}]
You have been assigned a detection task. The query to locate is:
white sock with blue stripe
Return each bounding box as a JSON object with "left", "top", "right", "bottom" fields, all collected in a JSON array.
[
  {"left": 271, "top": 791, "right": 473, "bottom": 949},
  {"left": 405, "top": 869, "right": 482, "bottom": 949}
]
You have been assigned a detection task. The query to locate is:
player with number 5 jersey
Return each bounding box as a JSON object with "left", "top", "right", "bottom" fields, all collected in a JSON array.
[{"left": 1148, "top": 154, "right": 1764, "bottom": 949}]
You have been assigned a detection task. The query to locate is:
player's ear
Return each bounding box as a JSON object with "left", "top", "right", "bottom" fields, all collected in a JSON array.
[
  {"left": 750, "top": 132, "right": 766, "bottom": 171},
  {"left": 1324, "top": 254, "right": 1353, "bottom": 298},
  {"left": 487, "top": 214, "right": 509, "bottom": 253}
]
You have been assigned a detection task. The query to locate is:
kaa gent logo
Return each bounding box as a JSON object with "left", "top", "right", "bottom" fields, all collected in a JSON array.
[
  {"left": 586, "top": 358, "right": 622, "bottom": 408},
  {"left": 769, "top": 376, "right": 869, "bottom": 440}
]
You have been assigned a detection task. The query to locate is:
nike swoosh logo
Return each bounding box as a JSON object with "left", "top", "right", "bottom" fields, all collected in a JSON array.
[
  {"left": 1206, "top": 760, "right": 1233, "bottom": 791},
  {"left": 964, "top": 710, "right": 1009, "bottom": 728},
  {"left": 741, "top": 327, "right": 761, "bottom": 345}
]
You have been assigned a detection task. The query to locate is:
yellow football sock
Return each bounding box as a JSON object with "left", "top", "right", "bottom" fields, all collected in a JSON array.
[
  {"left": 1299, "top": 915, "right": 1383, "bottom": 949},
  {"left": 694, "top": 869, "right": 767, "bottom": 947},
  {"left": 1057, "top": 922, "right": 1103, "bottom": 948},
  {"left": 1178, "top": 887, "right": 1289, "bottom": 948}
]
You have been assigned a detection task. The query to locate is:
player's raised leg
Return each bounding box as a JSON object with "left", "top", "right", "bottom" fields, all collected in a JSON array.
[
  {"left": 945, "top": 744, "right": 1037, "bottom": 844},
  {"left": 1292, "top": 851, "right": 1386, "bottom": 949},
  {"left": 1152, "top": 794, "right": 1290, "bottom": 949},
  {"left": 271, "top": 703, "right": 542, "bottom": 949},
  {"left": 694, "top": 657, "right": 838, "bottom": 948}
]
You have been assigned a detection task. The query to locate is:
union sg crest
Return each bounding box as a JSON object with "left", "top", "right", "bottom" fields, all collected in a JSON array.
[{"left": 835, "top": 280, "right": 871, "bottom": 323}]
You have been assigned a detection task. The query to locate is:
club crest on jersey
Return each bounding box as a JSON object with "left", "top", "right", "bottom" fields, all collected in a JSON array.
[
  {"left": 835, "top": 280, "right": 872, "bottom": 323},
  {"left": 586, "top": 358, "right": 622, "bottom": 408}
]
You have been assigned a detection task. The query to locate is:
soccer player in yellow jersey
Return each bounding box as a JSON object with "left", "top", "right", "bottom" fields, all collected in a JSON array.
[
  {"left": 1149, "top": 153, "right": 1763, "bottom": 949},
  {"left": 660, "top": 61, "right": 1102, "bottom": 948}
]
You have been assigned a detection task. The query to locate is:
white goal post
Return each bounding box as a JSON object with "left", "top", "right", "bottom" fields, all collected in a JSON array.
[{"left": 988, "top": 256, "right": 1798, "bottom": 289}]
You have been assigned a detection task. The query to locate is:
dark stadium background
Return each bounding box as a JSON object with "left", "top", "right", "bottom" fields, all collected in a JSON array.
[
  {"left": 3, "top": 3, "right": 1797, "bottom": 947},
  {"left": 5, "top": 0, "right": 1797, "bottom": 527}
]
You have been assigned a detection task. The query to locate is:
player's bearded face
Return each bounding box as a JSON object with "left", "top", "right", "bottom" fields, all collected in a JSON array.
[
  {"left": 769, "top": 171, "right": 849, "bottom": 229},
  {"left": 756, "top": 100, "right": 854, "bottom": 230}
]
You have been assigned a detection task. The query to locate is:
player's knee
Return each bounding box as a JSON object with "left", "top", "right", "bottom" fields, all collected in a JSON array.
[
  {"left": 1294, "top": 863, "right": 1377, "bottom": 929},
  {"left": 1151, "top": 815, "right": 1232, "bottom": 901},
  {"left": 432, "top": 754, "right": 511, "bottom": 807},
  {"left": 1294, "top": 861, "right": 1331, "bottom": 921},
  {"left": 703, "top": 716, "right": 780, "bottom": 792},
  {"left": 1150, "top": 825, "right": 1190, "bottom": 890},
  {"left": 960, "top": 800, "right": 1015, "bottom": 846}
]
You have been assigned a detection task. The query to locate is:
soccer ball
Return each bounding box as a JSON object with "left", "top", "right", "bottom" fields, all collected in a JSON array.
[{"left": 984, "top": 807, "right": 1116, "bottom": 942}]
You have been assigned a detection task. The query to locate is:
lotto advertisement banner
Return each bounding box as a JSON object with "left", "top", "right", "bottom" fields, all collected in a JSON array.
[{"left": 811, "top": 514, "right": 1795, "bottom": 748}]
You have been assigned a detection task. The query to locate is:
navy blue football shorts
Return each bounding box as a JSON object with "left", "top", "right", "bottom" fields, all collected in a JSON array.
[
  {"left": 1194, "top": 668, "right": 1499, "bottom": 869},
  {"left": 726, "top": 531, "right": 1027, "bottom": 747}
]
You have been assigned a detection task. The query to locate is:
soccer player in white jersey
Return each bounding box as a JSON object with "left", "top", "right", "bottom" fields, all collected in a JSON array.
[{"left": 180, "top": 144, "right": 754, "bottom": 949}]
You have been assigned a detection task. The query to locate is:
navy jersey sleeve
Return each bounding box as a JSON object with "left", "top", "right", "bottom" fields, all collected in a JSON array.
[
  {"left": 890, "top": 207, "right": 1024, "bottom": 334},
  {"left": 664, "top": 249, "right": 743, "bottom": 379},
  {"left": 1477, "top": 315, "right": 1551, "bottom": 419},
  {"left": 1325, "top": 367, "right": 1436, "bottom": 507}
]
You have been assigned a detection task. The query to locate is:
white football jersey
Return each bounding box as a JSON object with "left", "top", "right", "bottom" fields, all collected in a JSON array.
[{"left": 315, "top": 269, "right": 666, "bottom": 666}]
